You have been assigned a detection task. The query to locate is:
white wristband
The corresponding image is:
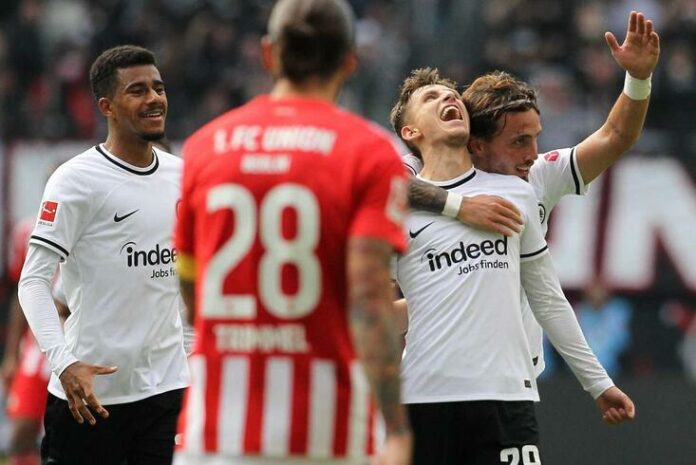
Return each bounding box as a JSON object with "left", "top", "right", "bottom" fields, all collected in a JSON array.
[
  {"left": 442, "top": 192, "right": 463, "bottom": 218},
  {"left": 623, "top": 72, "right": 651, "bottom": 100}
]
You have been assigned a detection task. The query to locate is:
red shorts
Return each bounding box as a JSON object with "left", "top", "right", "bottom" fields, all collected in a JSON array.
[{"left": 6, "top": 334, "right": 50, "bottom": 420}]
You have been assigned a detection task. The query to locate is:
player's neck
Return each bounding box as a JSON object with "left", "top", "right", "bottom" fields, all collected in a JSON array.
[
  {"left": 270, "top": 77, "right": 342, "bottom": 103},
  {"left": 419, "top": 144, "right": 473, "bottom": 182},
  {"left": 103, "top": 133, "right": 154, "bottom": 168}
]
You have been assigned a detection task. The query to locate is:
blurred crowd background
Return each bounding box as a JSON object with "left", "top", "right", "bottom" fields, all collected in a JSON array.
[
  {"left": 0, "top": 0, "right": 695, "bottom": 163},
  {"left": 1, "top": 0, "right": 695, "bottom": 463}
]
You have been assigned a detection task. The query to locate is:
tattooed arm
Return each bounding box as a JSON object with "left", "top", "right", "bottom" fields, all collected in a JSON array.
[
  {"left": 409, "top": 177, "right": 523, "bottom": 236},
  {"left": 348, "top": 237, "right": 412, "bottom": 464}
]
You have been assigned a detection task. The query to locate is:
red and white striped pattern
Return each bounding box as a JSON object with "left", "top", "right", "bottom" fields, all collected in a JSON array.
[{"left": 179, "top": 355, "right": 379, "bottom": 459}]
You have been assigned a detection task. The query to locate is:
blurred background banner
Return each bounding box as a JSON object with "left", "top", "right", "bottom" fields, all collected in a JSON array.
[{"left": 1, "top": 0, "right": 695, "bottom": 463}]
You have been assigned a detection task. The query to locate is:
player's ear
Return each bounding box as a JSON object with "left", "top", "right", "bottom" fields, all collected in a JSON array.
[
  {"left": 341, "top": 50, "right": 358, "bottom": 78},
  {"left": 260, "top": 36, "right": 276, "bottom": 74},
  {"left": 401, "top": 125, "right": 420, "bottom": 143},
  {"left": 467, "top": 135, "right": 483, "bottom": 155},
  {"left": 97, "top": 97, "right": 112, "bottom": 118}
]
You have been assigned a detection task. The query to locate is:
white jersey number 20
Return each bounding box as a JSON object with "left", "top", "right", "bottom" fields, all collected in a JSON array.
[{"left": 203, "top": 183, "right": 320, "bottom": 319}]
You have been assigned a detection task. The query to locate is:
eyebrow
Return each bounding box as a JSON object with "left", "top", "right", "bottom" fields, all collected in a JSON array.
[
  {"left": 124, "top": 79, "right": 165, "bottom": 90},
  {"left": 420, "top": 88, "right": 457, "bottom": 101}
]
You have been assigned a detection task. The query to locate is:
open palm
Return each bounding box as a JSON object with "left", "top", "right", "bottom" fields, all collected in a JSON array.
[{"left": 605, "top": 11, "right": 660, "bottom": 80}]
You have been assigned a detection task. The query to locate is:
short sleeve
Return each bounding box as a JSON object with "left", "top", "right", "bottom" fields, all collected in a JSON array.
[
  {"left": 29, "top": 167, "right": 92, "bottom": 261},
  {"left": 519, "top": 185, "right": 549, "bottom": 262},
  {"left": 530, "top": 147, "right": 587, "bottom": 211},
  {"left": 349, "top": 136, "right": 408, "bottom": 253},
  {"left": 402, "top": 153, "right": 423, "bottom": 176},
  {"left": 174, "top": 139, "right": 198, "bottom": 281}
]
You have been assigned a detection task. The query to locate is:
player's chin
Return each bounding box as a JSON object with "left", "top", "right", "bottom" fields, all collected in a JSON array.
[{"left": 140, "top": 131, "right": 166, "bottom": 142}]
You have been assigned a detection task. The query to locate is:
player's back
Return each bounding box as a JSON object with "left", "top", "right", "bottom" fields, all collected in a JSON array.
[{"left": 177, "top": 95, "right": 406, "bottom": 459}]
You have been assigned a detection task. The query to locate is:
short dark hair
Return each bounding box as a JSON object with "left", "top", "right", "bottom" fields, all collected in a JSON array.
[
  {"left": 89, "top": 45, "right": 157, "bottom": 100},
  {"left": 267, "top": 0, "right": 354, "bottom": 82},
  {"left": 390, "top": 67, "right": 458, "bottom": 158},
  {"left": 462, "top": 71, "right": 539, "bottom": 140}
]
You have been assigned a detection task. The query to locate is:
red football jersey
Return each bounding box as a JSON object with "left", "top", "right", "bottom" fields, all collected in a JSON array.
[
  {"left": 175, "top": 95, "right": 407, "bottom": 460},
  {"left": 8, "top": 218, "right": 35, "bottom": 284}
]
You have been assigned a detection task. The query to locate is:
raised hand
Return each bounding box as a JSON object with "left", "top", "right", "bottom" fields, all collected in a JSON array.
[
  {"left": 59, "top": 361, "right": 118, "bottom": 425},
  {"left": 605, "top": 10, "right": 660, "bottom": 80},
  {"left": 595, "top": 385, "right": 636, "bottom": 425}
]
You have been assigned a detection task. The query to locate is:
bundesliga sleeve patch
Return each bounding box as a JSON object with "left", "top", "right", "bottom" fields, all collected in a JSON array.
[
  {"left": 544, "top": 151, "right": 559, "bottom": 162},
  {"left": 39, "top": 201, "right": 58, "bottom": 225}
]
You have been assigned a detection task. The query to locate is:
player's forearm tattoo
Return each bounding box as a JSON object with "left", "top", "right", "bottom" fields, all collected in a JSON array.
[
  {"left": 408, "top": 177, "right": 447, "bottom": 213},
  {"left": 348, "top": 240, "right": 409, "bottom": 435}
]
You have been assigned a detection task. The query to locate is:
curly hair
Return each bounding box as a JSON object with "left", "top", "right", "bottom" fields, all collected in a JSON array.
[
  {"left": 390, "top": 67, "right": 458, "bottom": 158},
  {"left": 462, "top": 71, "right": 539, "bottom": 140},
  {"left": 89, "top": 45, "right": 157, "bottom": 100}
]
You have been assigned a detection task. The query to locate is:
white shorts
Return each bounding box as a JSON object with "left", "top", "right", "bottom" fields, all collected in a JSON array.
[{"left": 173, "top": 454, "right": 368, "bottom": 465}]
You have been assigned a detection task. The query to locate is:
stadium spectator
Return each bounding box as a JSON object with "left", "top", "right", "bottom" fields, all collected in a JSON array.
[
  {"left": 17, "top": 45, "right": 191, "bottom": 465},
  {"left": 576, "top": 280, "right": 634, "bottom": 377},
  {"left": 173, "top": 0, "right": 411, "bottom": 464},
  {"left": 1, "top": 0, "right": 694, "bottom": 167}
]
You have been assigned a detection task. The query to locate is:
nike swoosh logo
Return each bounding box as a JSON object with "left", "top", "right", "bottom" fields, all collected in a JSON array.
[
  {"left": 409, "top": 222, "right": 434, "bottom": 239},
  {"left": 114, "top": 209, "right": 140, "bottom": 222}
]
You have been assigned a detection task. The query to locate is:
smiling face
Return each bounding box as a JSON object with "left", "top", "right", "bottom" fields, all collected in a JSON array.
[
  {"left": 103, "top": 64, "right": 167, "bottom": 142},
  {"left": 468, "top": 109, "right": 541, "bottom": 181},
  {"left": 401, "top": 84, "right": 470, "bottom": 151}
]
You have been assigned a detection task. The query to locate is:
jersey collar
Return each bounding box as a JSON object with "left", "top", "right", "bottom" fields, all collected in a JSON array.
[
  {"left": 96, "top": 144, "right": 159, "bottom": 176},
  {"left": 417, "top": 166, "right": 476, "bottom": 190}
]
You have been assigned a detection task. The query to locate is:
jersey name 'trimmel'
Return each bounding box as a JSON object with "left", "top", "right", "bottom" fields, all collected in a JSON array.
[{"left": 175, "top": 95, "right": 408, "bottom": 460}]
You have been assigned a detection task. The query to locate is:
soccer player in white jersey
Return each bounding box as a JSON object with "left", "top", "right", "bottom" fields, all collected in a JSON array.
[
  {"left": 390, "top": 68, "right": 634, "bottom": 464},
  {"left": 403, "top": 11, "right": 660, "bottom": 377},
  {"left": 17, "top": 45, "right": 191, "bottom": 465}
]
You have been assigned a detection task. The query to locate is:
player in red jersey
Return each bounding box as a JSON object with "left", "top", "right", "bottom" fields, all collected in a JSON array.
[
  {"left": 174, "top": 0, "right": 411, "bottom": 464},
  {"left": 3, "top": 218, "right": 68, "bottom": 465}
]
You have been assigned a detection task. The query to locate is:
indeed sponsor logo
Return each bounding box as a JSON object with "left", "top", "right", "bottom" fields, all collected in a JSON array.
[
  {"left": 422, "top": 236, "right": 509, "bottom": 272},
  {"left": 120, "top": 242, "right": 177, "bottom": 267}
]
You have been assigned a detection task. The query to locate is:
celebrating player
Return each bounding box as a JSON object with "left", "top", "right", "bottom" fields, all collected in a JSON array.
[
  {"left": 174, "top": 1, "right": 411, "bottom": 464},
  {"left": 18, "top": 45, "right": 191, "bottom": 465},
  {"left": 404, "top": 10, "right": 660, "bottom": 377},
  {"left": 391, "top": 67, "right": 634, "bottom": 464}
]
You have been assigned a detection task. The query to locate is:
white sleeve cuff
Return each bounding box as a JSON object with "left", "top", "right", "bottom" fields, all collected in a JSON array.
[
  {"left": 44, "top": 344, "right": 79, "bottom": 377},
  {"left": 586, "top": 378, "right": 616, "bottom": 400}
]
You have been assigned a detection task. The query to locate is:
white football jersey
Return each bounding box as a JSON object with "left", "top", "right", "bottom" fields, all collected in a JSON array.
[
  {"left": 30, "top": 144, "right": 189, "bottom": 404},
  {"left": 402, "top": 147, "right": 588, "bottom": 375},
  {"left": 396, "top": 167, "right": 548, "bottom": 403}
]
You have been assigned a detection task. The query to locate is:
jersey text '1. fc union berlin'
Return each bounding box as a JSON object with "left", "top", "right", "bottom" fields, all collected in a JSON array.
[{"left": 175, "top": 95, "right": 407, "bottom": 460}]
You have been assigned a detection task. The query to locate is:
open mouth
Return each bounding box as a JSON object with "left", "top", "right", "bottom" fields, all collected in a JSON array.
[
  {"left": 141, "top": 109, "right": 165, "bottom": 119},
  {"left": 517, "top": 165, "right": 532, "bottom": 177},
  {"left": 440, "top": 105, "right": 463, "bottom": 122}
]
